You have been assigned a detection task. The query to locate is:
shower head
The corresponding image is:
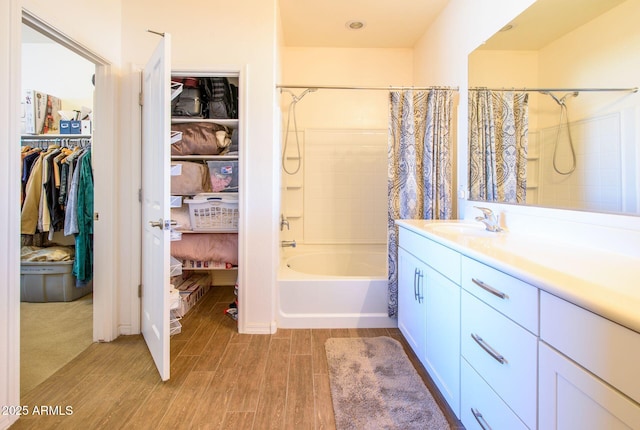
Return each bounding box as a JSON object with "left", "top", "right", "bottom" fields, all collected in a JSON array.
[
  {"left": 281, "top": 87, "right": 318, "bottom": 104},
  {"left": 542, "top": 91, "right": 579, "bottom": 106}
]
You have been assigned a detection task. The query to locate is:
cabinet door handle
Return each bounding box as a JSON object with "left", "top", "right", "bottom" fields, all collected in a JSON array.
[
  {"left": 417, "top": 270, "right": 424, "bottom": 304},
  {"left": 472, "top": 278, "right": 508, "bottom": 300},
  {"left": 413, "top": 268, "right": 419, "bottom": 301},
  {"left": 471, "top": 408, "right": 492, "bottom": 430},
  {"left": 471, "top": 333, "right": 507, "bottom": 364}
]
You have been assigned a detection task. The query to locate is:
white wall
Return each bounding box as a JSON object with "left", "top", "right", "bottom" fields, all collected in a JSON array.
[
  {"left": 280, "top": 47, "right": 412, "bottom": 244},
  {"left": 21, "top": 0, "right": 122, "bottom": 66},
  {"left": 22, "top": 41, "right": 95, "bottom": 111}
]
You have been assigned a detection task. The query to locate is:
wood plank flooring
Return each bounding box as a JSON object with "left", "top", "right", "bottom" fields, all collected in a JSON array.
[{"left": 11, "top": 285, "right": 463, "bottom": 430}]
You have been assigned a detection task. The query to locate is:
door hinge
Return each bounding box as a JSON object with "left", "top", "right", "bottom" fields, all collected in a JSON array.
[
  {"left": 138, "top": 188, "right": 142, "bottom": 202},
  {"left": 139, "top": 92, "right": 143, "bottom": 106},
  {"left": 138, "top": 284, "right": 142, "bottom": 298}
]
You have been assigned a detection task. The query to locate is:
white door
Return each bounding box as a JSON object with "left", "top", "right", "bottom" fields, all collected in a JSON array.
[{"left": 141, "top": 34, "right": 172, "bottom": 381}]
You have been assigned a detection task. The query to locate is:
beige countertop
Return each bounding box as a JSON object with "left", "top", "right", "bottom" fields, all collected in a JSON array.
[{"left": 396, "top": 219, "right": 640, "bottom": 334}]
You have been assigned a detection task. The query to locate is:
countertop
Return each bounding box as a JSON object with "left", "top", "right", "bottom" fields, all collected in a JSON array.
[{"left": 396, "top": 219, "right": 640, "bottom": 334}]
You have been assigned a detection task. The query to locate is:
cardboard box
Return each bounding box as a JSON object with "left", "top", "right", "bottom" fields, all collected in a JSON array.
[
  {"left": 42, "top": 95, "right": 62, "bottom": 134},
  {"left": 21, "top": 89, "right": 47, "bottom": 135}
]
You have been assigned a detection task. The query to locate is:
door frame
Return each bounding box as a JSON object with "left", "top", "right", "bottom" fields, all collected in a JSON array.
[
  {"left": 1, "top": 7, "right": 118, "bottom": 426},
  {"left": 21, "top": 9, "right": 118, "bottom": 343}
]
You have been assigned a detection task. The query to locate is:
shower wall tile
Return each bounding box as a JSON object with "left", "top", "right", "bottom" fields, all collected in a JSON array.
[
  {"left": 538, "top": 112, "right": 622, "bottom": 212},
  {"left": 303, "top": 129, "right": 387, "bottom": 244}
]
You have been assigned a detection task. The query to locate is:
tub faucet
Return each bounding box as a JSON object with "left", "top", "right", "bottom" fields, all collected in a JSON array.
[
  {"left": 474, "top": 206, "right": 503, "bottom": 232},
  {"left": 281, "top": 240, "right": 296, "bottom": 248},
  {"left": 280, "top": 214, "right": 290, "bottom": 231}
]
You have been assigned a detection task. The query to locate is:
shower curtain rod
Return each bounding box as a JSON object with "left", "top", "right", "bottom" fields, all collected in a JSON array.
[
  {"left": 277, "top": 84, "right": 459, "bottom": 91},
  {"left": 469, "top": 86, "right": 638, "bottom": 93}
]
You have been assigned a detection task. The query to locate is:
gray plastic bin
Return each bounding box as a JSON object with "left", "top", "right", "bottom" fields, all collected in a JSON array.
[{"left": 20, "top": 261, "right": 93, "bottom": 302}]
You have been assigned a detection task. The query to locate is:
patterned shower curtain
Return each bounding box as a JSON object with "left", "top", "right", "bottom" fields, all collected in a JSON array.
[
  {"left": 468, "top": 89, "right": 529, "bottom": 203},
  {"left": 387, "top": 89, "right": 454, "bottom": 318}
]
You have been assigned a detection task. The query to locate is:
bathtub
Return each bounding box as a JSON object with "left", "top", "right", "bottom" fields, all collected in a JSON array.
[{"left": 278, "top": 244, "right": 397, "bottom": 328}]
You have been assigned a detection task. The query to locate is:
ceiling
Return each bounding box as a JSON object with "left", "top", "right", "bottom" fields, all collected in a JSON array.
[
  {"left": 479, "top": 0, "right": 627, "bottom": 50},
  {"left": 278, "top": 0, "right": 450, "bottom": 48}
]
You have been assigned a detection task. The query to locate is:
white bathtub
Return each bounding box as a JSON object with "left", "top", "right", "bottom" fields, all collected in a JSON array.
[{"left": 278, "top": 244, "right": 397, "bottom": 328}]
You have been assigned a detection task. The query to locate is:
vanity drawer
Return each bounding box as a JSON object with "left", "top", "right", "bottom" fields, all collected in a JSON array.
[
  {"left": 462, "top": 256, "right": 538, "bottom": 334},
  {"left": 461, "top": 359, "right": 528, "bottom": 430},
  {"left": 541, "top": 291, "right": 640, "bottom": 404},
  {"left": 461, "top": 291, "right": 537, "bottom": 429},
  {"left": 398, "top": 226, "right": 460, "bottom": 283}
]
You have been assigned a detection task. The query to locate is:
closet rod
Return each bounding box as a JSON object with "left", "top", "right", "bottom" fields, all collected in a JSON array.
[
  {"left": 21, "top": 136, "right": 91, "bottom": 147},
  {"left": 277, "top": 84, "right": 459, "bottom": 91},
  {"left": 21, "top": 135, "right": 91, "bottom": 140},
  {"left": 469, "top": 87, "right": 638, "bottom": 93}
]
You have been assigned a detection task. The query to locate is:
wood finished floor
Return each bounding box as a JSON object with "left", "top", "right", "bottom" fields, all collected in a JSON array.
[{"left": 12, "top": 285, "right": 463, "bottom": 430}]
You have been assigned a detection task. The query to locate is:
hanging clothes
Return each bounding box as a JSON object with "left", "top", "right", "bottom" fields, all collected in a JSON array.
[
  {"left": 73, "top": 151, "right": 93, "bottom": 282},
  {"left": 20, "top": 138, "right": 94, "bottom": 283},
  {"left": 21, "top": 145, "right": 59, "bottom": 234}
]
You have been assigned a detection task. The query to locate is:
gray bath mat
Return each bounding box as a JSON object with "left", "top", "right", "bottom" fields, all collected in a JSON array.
[{"left": 325, "top": 336, "right": 450, "bottom": 430}]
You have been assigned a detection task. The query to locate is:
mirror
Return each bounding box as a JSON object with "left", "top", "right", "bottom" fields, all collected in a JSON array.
[{"left": 468, "top": 0, "right": 640, "bottom": 215}]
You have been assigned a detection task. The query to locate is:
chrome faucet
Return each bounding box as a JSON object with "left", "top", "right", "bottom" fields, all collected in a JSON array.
[
  {"left": 474, "top": 206, "right": 503, "bottom": 232},
  {"left": 280, "top": 214, "right": 290, "bottom": 231},
  {"left": 281, "top": 240, "right": 296, "bottom": 248}
]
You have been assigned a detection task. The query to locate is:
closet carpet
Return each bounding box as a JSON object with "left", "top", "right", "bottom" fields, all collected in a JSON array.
[
  {"left": 20, "top": 293, "right": 93, "bottom": 394},
  {"left": 13, "top": 286, "right": 463, "bottom": 430}
]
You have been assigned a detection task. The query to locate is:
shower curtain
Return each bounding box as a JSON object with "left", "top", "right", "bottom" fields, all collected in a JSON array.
[
  {"left": 387, "top": 89, "right": 454, "bottom": 318},
  {"left": 468, "top": 89, "right": 529, "bottom": 203}
]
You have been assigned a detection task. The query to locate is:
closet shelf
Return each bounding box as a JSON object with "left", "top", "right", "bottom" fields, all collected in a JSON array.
[
  {"left": 171, "top": 155, "right": 238, "bottom": 161},
  {"left": 171, "top": 118, "right": 239, "bottom": 129},
  {"left": 21, "top": 134, "right": 92, "bottom": 139},
  {"left": 175, "top": 228, "right": 238, "bottom": 234}
]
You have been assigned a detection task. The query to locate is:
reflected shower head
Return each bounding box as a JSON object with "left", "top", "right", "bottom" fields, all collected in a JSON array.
[{"left": 542, "top": 90, "right": 579, "bottom": 106}]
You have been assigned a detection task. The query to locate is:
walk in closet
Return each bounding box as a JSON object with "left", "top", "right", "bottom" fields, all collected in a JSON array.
[
  {"left": 19, "top": 23, "right": 95, "bottom": 394},
  {"left": 167, "top": 72, "right": 240, "bottom": 334}
]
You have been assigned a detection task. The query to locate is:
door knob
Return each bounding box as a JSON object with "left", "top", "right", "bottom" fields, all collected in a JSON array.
[
  {"left": 149, "top": 219, "right": 178, "bottom": 230},
  {"left": 149, "top": 219, "right": 163, "bottom": 229}
]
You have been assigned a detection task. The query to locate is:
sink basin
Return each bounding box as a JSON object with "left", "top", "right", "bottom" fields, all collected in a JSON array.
[{"left": 424, "top": 221, "right": 497, "bottom": 237}]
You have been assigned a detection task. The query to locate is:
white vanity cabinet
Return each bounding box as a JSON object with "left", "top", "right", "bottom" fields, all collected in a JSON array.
[
  {"left": 460, "top": 256, "right": 539, "bottom": 430},
  {"left": 539, "top": 292, "right": 640, "bottom": 429},
  {"left": 397, "top": 226, "right": 461, "bottom": 416},
  {"left": 398, "top": 248, "right": 427, "bottom": 363},
  {"left": 396, "top": 219, "right": 640, "bottom": 430}
]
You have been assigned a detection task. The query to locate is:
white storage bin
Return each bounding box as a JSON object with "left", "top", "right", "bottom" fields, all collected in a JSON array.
[
  {"left": 184, "top": 193, "right": 239, "bottom": 232},
  {"left": 170, "top": 256, "right": 183, "bottom": 277}
]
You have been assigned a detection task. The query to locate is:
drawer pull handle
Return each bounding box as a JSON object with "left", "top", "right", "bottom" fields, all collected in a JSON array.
[
  {"left": 471, "top": 408, "right": 492, "bottom": 430},
  {"left": 472, "top": 278, "right": 508, "bottom": 300},
  {"left": 417, "top": 270, "right": 424, "bottom": 304},
  {"left": 471, "top": 333, "right": 507, "bottom": 364}
]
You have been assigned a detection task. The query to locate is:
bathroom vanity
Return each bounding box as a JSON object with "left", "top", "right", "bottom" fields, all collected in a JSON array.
[{"left": 395, "top": 219, "right": 640, "bottom": 430}]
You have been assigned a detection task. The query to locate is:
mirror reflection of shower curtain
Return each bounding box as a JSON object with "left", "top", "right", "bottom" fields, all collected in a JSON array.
[
  {"left": 387, "top": 89, "right": 454, "bottom": 318},
  {"left": 468, "top": 90, "right": 528, "bottom": 204}
]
